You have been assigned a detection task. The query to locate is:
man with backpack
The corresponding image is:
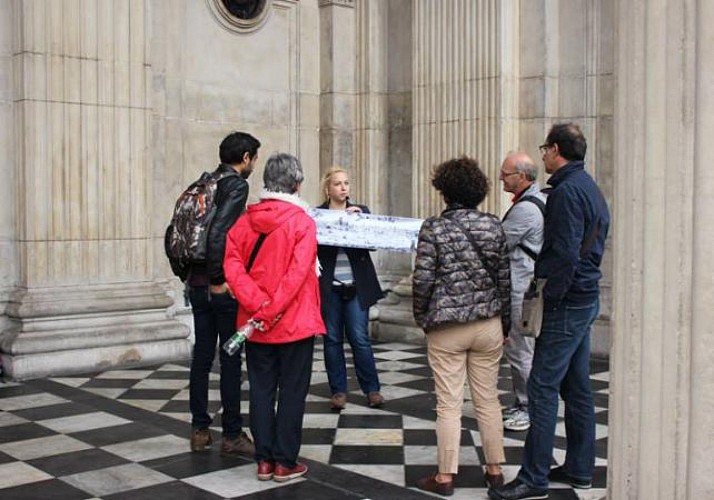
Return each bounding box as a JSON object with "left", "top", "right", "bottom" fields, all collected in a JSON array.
[
  {"left": 168, "top": 131, "right": 261, "bottom": 456},
  {"left": 498, "top": 152, "right": 546, "bottom": 433}
]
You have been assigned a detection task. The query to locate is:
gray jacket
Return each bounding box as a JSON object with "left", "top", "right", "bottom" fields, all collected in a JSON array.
[
  {"left": 502, "top": 184, "right": 546, "bottom": 326},
  {"left": 413, "top": 206, "right": 511, "bottom": 333}
]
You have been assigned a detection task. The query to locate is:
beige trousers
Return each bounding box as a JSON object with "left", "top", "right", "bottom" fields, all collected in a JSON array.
[{"left": 427, "top": 316, "right": 506, "bottom": 473}]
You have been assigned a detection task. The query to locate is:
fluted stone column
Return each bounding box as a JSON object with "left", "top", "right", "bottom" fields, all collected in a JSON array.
[
  {"left": 610, "top": 0, "right": 714, "bottom": 498},
  {"left": 1, "top": 0, "right": 189, "bottom": 379},
  {"left": 319, "top": 0, "right": 356, "bottom": 171},
  {"left": 413, "top": 0, "right": 519, "bottom": 218}
]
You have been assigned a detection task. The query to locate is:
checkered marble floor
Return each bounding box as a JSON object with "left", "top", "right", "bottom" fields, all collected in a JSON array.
[{"left": 0, "top": 341, "right": 609, "bottom": 499}]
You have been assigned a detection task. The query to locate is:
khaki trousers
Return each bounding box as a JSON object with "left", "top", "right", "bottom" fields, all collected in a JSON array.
[{"left": 427, "top": 316, "right": 505, "bottom": 473}]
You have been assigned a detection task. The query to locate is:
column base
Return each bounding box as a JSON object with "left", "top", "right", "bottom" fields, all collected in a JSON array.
[
  {"left": 372, "top": 275, "right": 425, "bottom": 345},
  {"left": 0, "top": 283, "right": 191, "bottom": 380}
]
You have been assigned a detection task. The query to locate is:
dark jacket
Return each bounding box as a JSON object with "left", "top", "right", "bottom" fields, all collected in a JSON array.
[
  {"left": 535, "top": 161, "right": 610, "bottom": 307},
  {"left": 316, "top": 201, "right": 384, "bottom": 313},
  {"left": 189, "top": 163, "right": 249, "bottom": 286},
  {"left": 412, "top": 205, "right": 511, "bottom": 334}
]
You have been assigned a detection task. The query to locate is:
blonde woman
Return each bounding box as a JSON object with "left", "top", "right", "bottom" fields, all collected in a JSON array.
[{"left": 317, "top": 168, "right": 384, "bottom": 410}]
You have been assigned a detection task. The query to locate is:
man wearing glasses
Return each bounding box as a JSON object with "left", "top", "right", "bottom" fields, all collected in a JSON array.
[
  {"left": 489, "top": 124, "right": 610, "bottom": 500},
  {"left": 498, "top": 152, "right": 546, "bottom": 433}
]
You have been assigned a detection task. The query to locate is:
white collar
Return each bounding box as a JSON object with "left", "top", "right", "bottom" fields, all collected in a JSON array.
[{"left": 259, "top": 189, "right": 310, "bottom": 211}]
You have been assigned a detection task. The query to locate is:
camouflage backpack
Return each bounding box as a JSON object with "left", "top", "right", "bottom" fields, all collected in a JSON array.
[{"left": 164, "top": 169, "right": 238, "bottom": 279}]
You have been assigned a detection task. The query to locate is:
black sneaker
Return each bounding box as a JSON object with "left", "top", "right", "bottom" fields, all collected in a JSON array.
[
  {"left": 487, "top": 478, "right": 548, "bottom": 500},
  {"left": 548, "top": 465, "right": 592, "bottom": 489}
]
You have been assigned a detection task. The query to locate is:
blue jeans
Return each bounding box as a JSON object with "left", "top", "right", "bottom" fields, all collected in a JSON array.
[
  {"left": 188, "top": 286, "right": 243, "bottom": 438},
  {"left": 517, "top": 299, "right": 599, "bottom": 489},
  {"left": 323, "top": 289, "right": 380, "bottom": 395},
  {"left": 246, "top": 336, "right": 314, "bottom": 468}
]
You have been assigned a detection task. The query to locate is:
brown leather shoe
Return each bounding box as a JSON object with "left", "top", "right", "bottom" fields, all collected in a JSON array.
[
  {"left": 367, "top": 391, "right": 384, "bottom": 408},
  {"left": 220, "top": 431, "right": 255, "bottom": 457},
  {"left": 416, "top": 474, "right": 454, "bottom": 496},
  {"left": 190, "top": 428, "right": 212, "bottom": 452},
  {"left": 484, "top": 469, "right": 504, "bottom": 488},
  {"left": 257, "top": 460, "right": 275, "bottom": 481},
  {"left": 330, "top": 392, "right": 347, "bottom": 410}
]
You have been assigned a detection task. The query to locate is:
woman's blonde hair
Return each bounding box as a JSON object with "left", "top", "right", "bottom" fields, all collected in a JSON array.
[{"left": 321, "top": 166, "right": 349, "bottom": 201}]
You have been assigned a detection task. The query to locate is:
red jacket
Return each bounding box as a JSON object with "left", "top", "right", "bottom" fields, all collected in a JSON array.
[{"left": 224, "top": 192, "right": 326, "bottom": 344}]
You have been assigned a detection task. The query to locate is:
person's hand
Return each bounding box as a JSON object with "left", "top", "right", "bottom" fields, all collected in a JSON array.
[
  {"left": 346, "top": 206, "right": 362, "bottom": 214},
  {"left": 210, "top": 282, "right": 234, "bottom": 298}
]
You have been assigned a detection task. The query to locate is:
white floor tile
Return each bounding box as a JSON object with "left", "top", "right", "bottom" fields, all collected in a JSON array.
[
  {"left": 61, "top": 463, "right": 172, "bottom": 497},
  {"left": 183, "top": 463, "right": 295, "bottom": 497},
  {"left": 37, "top": 411, "right": 131, "bottom": 433},
  {"left": 0, "top": 434, "right": 92, "bottom": 460},
  {"left": 0, "top": 462, "right": 53, "bottom": 489},
  {"left": 102, "top": 435, "right": 188, "bottom": 462},
  {"left": 0, "top": 393, "right": 68, "bottom": 411}
]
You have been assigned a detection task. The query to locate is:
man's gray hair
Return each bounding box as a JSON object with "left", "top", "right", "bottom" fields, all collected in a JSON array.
[
  {"left": 263, "top": 153, "right": 304, "bottom": 194},
  {"left": 514, "top": 158, "right": 538, "bottom": 182}
]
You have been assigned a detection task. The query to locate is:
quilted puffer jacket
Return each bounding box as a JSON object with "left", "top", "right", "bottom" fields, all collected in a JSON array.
[{"left": 412, "top": 205, "right": 511, "bottom": 334}]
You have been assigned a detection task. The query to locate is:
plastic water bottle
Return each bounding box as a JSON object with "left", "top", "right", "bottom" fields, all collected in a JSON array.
[{"left": 223, "top": 321, "right": 256, "bottom": 356}]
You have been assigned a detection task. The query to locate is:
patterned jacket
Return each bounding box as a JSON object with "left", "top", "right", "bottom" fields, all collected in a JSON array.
[{"left": 412, "top": 205, "right": 511, "bottom": 334}]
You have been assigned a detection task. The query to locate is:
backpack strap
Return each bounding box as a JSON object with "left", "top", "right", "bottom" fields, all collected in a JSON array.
[
  {"left": 246, "top": 233, "right": 267, "bottom": 272},
  {"left": 503, "top": 194, "right": 546, "bottom": 261}
]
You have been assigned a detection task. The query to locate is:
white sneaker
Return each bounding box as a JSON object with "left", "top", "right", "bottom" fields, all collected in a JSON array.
[
  {"left": 502, "top": 405, "right": 520, "bottom": 420},
  {"left": 503, "top": 409, "right": 531, "bottom": 431}
]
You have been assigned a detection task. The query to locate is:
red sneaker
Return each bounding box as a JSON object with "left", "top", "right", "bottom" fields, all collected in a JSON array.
[
  {"left": 273, "top": 462, "right": 308, "bottom": 482},
  {"left": 257, "top": 461, "right": 274, "bottom": 481}
]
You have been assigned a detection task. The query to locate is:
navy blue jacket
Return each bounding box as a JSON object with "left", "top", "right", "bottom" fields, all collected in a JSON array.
[{"left": 535, "top": 161, "right": 610, "bottom": 307}]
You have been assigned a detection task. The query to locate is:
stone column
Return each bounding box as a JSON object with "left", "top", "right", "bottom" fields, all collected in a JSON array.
[
  {"left": 319, "top": 0, "right": 356, "bottom": 171},
  {"left": 412, "top": 0, "right": 519, "bottom": 218},
  {"left": 1, "top": 0, "right": 189, "bottom": 379},
  {"left": 610, "top": 0, "right": 714, "bottom": 498}
]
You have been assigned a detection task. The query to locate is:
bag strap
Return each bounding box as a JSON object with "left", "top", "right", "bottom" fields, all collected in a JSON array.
[
  {"left": 502, "top": 194, "right": 546, "bottom": 261},
  {"left": 579, "top": 219, "right": 601, "bottom": 260},
  {"left": 246, "top": 233, "right": 267, "bottom": 272},
  {"left": 444, "top": 215, "right": 499, "bottom": 287}
]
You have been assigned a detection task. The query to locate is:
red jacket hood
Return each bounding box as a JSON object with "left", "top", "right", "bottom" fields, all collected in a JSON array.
[{"left": 246, "top": 195, "right": 309, "bottom": 234}]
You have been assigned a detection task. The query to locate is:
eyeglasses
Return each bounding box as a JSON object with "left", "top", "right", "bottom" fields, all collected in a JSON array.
[
  {"left": 499, "top": 171, "right": 520, "bottom": 179},
  {"left": 538, "top": 143, "right": 553, "bottom": 154}
]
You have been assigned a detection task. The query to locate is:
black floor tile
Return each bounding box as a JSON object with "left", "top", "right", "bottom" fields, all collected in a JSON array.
[
  {"left": 303, "top": 401, "right": 337, "bottom": 414},
  {"left": 0, "top": 423, "right": 56, "bottom": 444},
  {"left": 544, "top": 489, "right": 580, "bottom": 499},
  {"left": 234, "top": 479, "right": 364, "bottom": 499},
  {"left": 141, "top": 451, "right": 248, "bottom": 479},
  {"left": 28, "top": 448, "right": 129, "bottom": 476},
  {"left": 595, "top": 410, "right": 609, "bottom": 425},
  {"left": 119, "top": 389, "right": 183, "bottom": 400},
  {"left": 393, "top": 378, "right": 434, "bottom": 392},
  {"left": 81, "top": 378, "right": 138, "bottom": 389},
  {"left": 403, "top": 429, "right": 473, "bottom": 446},
  {"left": 146, "top": 371, "right": 190, "bottom": 380},
  {"left": 399, "top": 366, "right": 433, "bottom": 378},
  {"left": 404, "top": 464, "right": 487, "bottom": 488},
  {"left": 0, "top": 450, "right": 16, "bottom": 464},
  {"left": 590, "top": 379, "right": 609, "bottom": 392},
  {"left": 11, "top": 403, "right": 96, "bottom": 421},
  {"left": 103, "top": 480, "right": 223, "bottom": 500},
  {"left": 330, "top": 445, "right": 404, "bottom": 464},
  {"left": 595, "top": 437, "right": 608, "bottom": 459},
  {"left": 160, "top": 400, "right": 220, "bottom": 414},
  {"left": 70, "top": 422, "right": 166, "bottom": 447},
  {"left": 592, "top": 465, "right": 608, "bottom": 488},
  {"left": 337, "top": 414, "right": 403, "bottom": 429},
  {"left": 593, "top": 392, "right": 609, "bottom": 408},
  {"left": 0, "top": 478, "right": 90, "bottom": 500},
  {"left": 300, "top": 428, "right": 337, "bottom": 445},
  {"left": 0, "top": 385, "right": 47, "bottom": 398}
]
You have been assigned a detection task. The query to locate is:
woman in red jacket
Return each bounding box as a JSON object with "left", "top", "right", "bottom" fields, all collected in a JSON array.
[{"left": 224, "top": 153, "right": 325, "bottom": 483}]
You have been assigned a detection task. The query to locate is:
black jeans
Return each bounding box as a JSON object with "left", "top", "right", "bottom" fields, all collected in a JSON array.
[
  {"left": 246, "top": 336, "right": 314, "bottom": 467},
  {"left": 188, "top": 286, "right": 243, "bottom": 438}
]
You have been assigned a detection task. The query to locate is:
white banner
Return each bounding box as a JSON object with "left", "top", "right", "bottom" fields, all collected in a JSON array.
[{"left": 310, "top": 209, "right": 423, "bottom": 253}]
